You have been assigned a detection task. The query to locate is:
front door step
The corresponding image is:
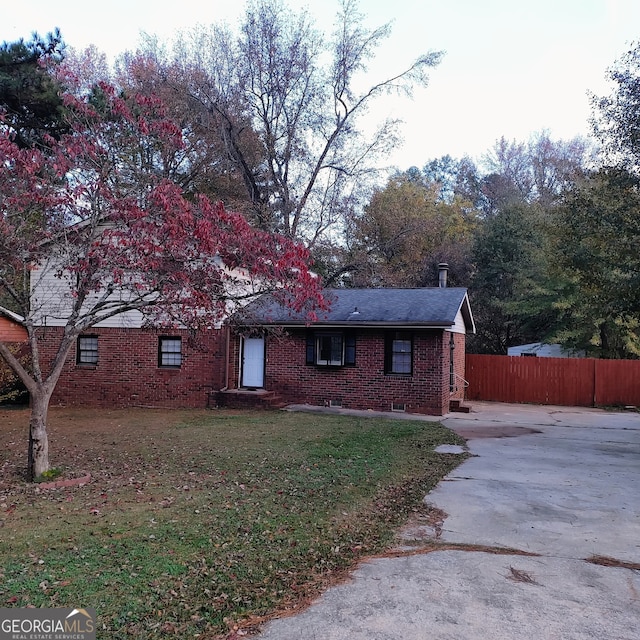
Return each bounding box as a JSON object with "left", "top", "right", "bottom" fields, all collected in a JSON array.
[
  {"left": 449, "top": 399, "right": 471, "bottom": 413},
  {"left": 212, "top": 389, "right": 287, "bottom": 410}
]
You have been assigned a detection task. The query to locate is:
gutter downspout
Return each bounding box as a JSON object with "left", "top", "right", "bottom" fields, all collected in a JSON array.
[
  {"left": 449, "top": 331, "right": 455, "bottom": 393},
  {"left": 221, "top": 324, "right": 230, "bottom": 392}
]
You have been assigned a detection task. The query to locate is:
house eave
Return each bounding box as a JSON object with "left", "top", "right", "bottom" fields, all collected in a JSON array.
[
  {"left": 252, "top": 321, "right": 455, "bottom": 330},
  {"left": 0, "top": 305, "right": 25, "bottom": 325}
]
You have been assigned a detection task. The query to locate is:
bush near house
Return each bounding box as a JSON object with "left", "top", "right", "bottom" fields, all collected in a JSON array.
[{"left": 0, "top": 344, "right": 28, "bottom": 405}]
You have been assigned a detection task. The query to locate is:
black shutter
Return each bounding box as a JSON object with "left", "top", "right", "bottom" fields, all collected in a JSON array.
[
  {"left": 384, "top": 332, "right": 392, "bottom": 373},
  {"left": 345, "top": 332, "right": 356, "bottom": 366},
  {"left": 306, "top": 332, "right": 315, "bottom": 365}
]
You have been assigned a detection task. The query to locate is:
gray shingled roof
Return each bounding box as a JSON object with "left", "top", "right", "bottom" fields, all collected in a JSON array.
[{"left": 244, "top": 288, "right": 475, "bottom": 331}]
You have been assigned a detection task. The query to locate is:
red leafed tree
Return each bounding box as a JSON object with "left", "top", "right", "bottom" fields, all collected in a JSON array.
[{"left": 0, "top": 81, "right": 323, "bottom": 480}]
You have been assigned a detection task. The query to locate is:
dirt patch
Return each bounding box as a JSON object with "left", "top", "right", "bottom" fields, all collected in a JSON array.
[
  {"left": 451, "top": 425, "right": 543, "bottom": 439},
  {"left": 394, "top": 503, "right": 447, "bottom": 546}
]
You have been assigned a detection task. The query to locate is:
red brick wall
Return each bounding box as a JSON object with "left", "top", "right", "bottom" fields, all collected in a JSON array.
[
  {"left": 230, "top": 328, "right": 467, "bottom": 416},
  {"left": 35, "top": 324, "right": 468, "bottom": 412},
  {"left": 38, "top": 327, "right": 226, "bottom": 408},
  {"left": 0, "top": 317, "right": 27, "bottom": 342}
]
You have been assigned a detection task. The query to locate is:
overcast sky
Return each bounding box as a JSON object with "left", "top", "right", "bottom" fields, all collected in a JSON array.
[{"left": 5, "top": 0, "right": 640, "bottom": 170}]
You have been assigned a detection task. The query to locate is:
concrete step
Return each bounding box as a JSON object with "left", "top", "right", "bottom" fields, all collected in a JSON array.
[
  {"left": 212, "top": 389, "right": 287, "bottom": 410},
  {"left": 449, "top": 399, "right": 471, "bottom": 413}
]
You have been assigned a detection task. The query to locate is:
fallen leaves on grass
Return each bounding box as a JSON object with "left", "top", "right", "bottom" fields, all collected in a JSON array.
[{"left": 0, "top": 407, "right": 467, "bottom": 639}]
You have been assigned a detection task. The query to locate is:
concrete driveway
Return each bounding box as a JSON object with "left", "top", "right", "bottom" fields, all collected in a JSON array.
[{"left": 256, "top": 402, "right": 640, "bottom": 640}]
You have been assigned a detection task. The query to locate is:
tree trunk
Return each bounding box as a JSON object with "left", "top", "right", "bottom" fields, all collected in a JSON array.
[{"left": 27, "top": 388, "right": 52, "bottom": 480}]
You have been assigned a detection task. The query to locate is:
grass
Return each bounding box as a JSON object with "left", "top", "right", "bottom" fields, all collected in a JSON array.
[{"left": 0, "top": 407, "right": 467, "bottom": 638}]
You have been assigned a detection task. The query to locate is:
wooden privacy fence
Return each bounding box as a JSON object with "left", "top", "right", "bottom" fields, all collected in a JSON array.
[{"left": 465, "top": 354, "right": 640, "bottom": 407}]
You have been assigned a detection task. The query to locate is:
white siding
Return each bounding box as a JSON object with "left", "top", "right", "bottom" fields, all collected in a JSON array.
[
  {"left": 29, "top": 256, "right": 260, "bottom": 330},
  {"left": 449, "top": 308, "right": 467, "bottom": 334},
  {"left": 30, "top": 260, "right": 147, "bottom": 328}
]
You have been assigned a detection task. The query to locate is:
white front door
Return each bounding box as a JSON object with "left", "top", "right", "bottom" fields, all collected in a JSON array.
[{"left": 241, "top": 337, "right": 265, "bottom": 388}]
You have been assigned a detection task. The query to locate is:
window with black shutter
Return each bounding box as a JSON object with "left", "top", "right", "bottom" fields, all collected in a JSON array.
[{"left": 306, "top": 331, "right": 356, "bottom": 367}]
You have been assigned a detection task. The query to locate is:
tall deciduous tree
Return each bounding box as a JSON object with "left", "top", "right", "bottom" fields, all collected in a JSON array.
[
  {"left": 61, "top": 44, "right": 112, "bottom": 95},
  {"left": 481, "top": 132, "right": 590, "bottom": 211},
  {"left": 591, "top": 41, "right": 640, "bottom": 174},
  {"left": 111, "top": 47, "right": 258, "bottom": 212},
  {"left": 123, "top": 0, "right": 442, "bottom": 245},
  {"left": 348, "top": 171, "right": 477, "bottom": 287},
  {"left": 0, "top": 82, "right": 323, "bottom": 480},
  {"left": 542, "top": 43, "right": 640, "bottom": 358},
  {"left": 552, "top": 168, "right": 640, "bottom": 358},
  {"left": 468, "top": 201, "right": 556, "bottom": 354},
  {"left": 463, "top": 132, "right": 591, "bottom": 353}
]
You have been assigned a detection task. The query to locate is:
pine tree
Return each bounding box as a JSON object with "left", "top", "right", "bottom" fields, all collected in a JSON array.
[{"left": 0, "top": 29, "right": 67, "bottom": 149}]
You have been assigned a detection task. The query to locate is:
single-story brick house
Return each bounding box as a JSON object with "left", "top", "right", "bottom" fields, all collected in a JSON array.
[
  {"left": 221, "top": 285, "right": 475, "bottom": 416},
  {"left": 13, "top": 271, "right": 474, "bottom": 416}
]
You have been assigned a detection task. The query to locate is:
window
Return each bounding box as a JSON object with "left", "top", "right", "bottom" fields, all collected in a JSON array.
[
  {"left": 159, "top": 336, "right": 182, "bottom": 367},
  {"left": 306, "top": 331, "right": 356, "bottom": 367},
  {"left": 77, "top": 335, "right": 98, "bottom": 365},
  {"left": 317, "top": 333, "right": 343, "bottom": 366},
  {"left": 385, "top": 332, "right": 413, "bottom": 375}
]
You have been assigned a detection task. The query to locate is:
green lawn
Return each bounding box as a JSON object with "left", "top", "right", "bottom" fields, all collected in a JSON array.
[{"left": 0, "top": 407, "right": 466, "bottom": 638}]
